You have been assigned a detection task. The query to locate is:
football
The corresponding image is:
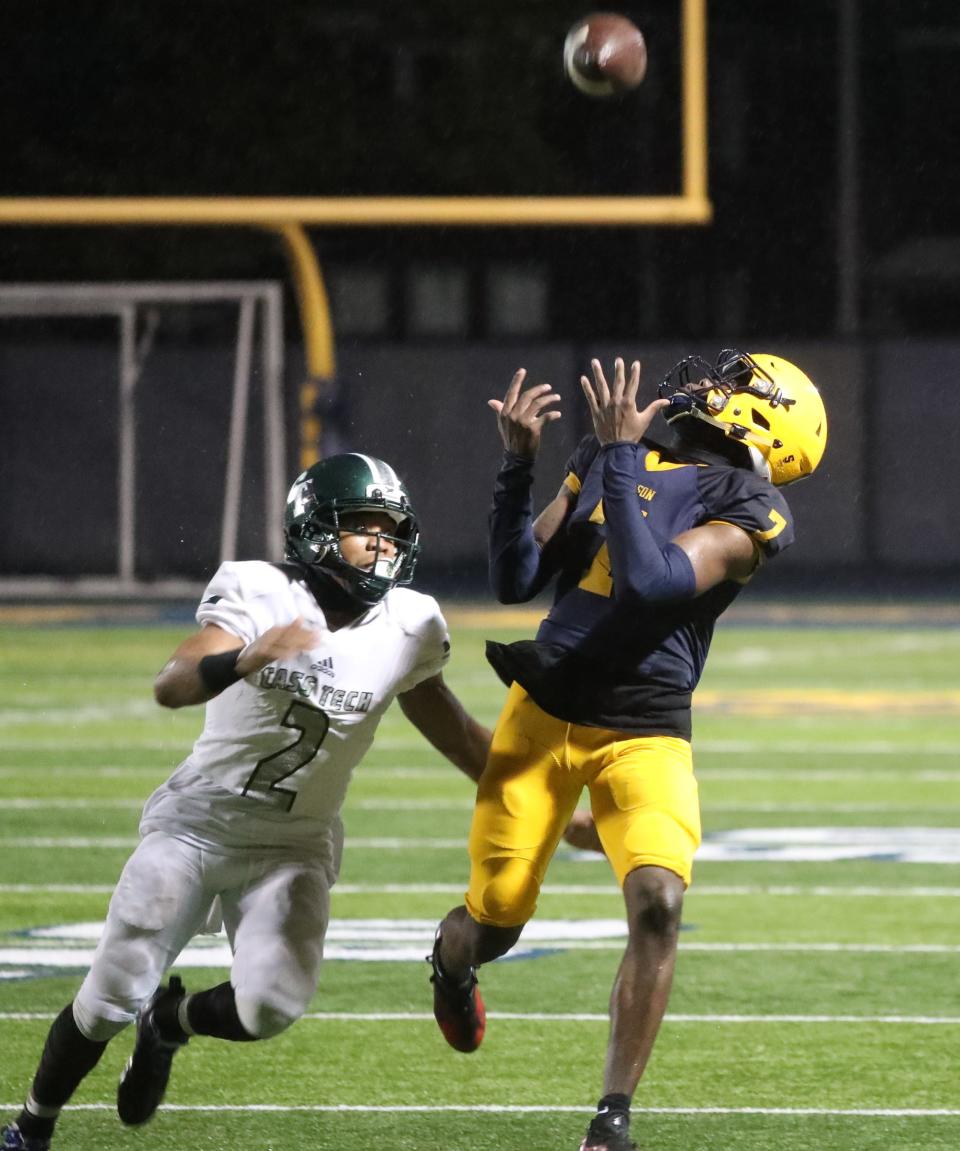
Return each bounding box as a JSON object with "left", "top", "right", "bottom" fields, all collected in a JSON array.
[{"left": 563, "top": 12, "right": 647, "bottom": 98}]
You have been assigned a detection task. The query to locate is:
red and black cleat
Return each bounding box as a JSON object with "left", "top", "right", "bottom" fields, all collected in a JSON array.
[{"left": 427, "top": 938, "right": 486, "bottom": 1053}]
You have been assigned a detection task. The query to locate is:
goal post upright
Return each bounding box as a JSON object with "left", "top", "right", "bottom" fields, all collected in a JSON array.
[
  {"left": 118, "top": 304, "right": 138, "bottom": 584},
  {"left": 0, "top": 281, "right": 285, "bottom": 597}
]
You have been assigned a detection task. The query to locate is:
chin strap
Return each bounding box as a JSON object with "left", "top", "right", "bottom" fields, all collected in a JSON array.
[
  {"left": 663, "top": 405, "right": 778, "bottom": 480},
  {"left": 644, "top": 417, "right": 751, "bottom": 472},
  {"left": 297, "top": 562, "right": 379, "bottom": 613}
]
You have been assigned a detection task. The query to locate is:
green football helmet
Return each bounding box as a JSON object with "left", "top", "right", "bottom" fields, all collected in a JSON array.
[{"left": 284, "top": 453, "right": 420, "bottom": 605}]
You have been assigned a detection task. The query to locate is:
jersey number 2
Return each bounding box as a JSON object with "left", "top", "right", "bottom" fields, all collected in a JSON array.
[{"left": 242, "top": 699, "right": 330, "bottom": 812}]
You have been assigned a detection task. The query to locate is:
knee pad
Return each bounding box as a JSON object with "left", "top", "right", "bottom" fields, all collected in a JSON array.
[
  {"left": 234, "top": 992, "right": 300, "bottom": 1040},
  {"left": 469, "top": 856, "right": 540, "bottom": 926}
]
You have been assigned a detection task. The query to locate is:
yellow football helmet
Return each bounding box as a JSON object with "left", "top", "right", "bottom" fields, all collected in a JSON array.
[{"left": 658, "top": 349, "right": 828, "bottom": 486}]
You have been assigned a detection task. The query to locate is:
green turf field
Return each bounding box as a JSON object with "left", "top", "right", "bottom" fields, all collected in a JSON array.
[{"left": 1, "top": 611, "right": 959, "bottom": 1151}]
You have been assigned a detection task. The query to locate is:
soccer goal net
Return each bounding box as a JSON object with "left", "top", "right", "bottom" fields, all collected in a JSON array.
[{"left": 0, "top": 282, "right": 287, "bottom": 598}]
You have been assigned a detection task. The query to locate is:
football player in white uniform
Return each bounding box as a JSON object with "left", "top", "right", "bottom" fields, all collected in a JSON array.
[{"left": 2, "top": 454, "right": 492, "bottom": 1151}]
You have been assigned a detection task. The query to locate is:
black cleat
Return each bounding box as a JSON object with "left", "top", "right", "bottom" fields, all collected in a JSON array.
[
  {"left": 1, "top": 1124, "right": 50, "bottom": 1151},
  {"left": 117, "top": 975, "right": 189, "bottom": 1126},
  {"left": 579, "top": 1109, "right": 637, "bottom": 1151},
  {"left": 427, "top": 937, "right": 486, "bottom": 1053}
]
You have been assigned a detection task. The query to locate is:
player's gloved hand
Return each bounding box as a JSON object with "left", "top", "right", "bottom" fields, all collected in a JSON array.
[
  {"left": 562, "top": 810, "right": 605, "bottom": 854},
  {"left": 236, "top": 617, "right": 326, "bottom": 677}
]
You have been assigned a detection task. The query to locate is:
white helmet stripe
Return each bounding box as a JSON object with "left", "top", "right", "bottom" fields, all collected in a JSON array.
[{"left": 351, "top": 453, "right": 398, "bottom": 487}]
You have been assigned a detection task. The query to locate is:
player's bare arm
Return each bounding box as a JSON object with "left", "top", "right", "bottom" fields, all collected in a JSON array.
[
  {"left": 673, "top": 521, "right": 759, "bottom": 591},
  {"left": 398, "top": 674, "right": 491, "bottom": 782},
  {"left": 488, "top": 367, "right": 562, "bottom": 459},
  {"left": 154, "top": 618, "right": 324, "bottom": 709},
  {"left": 531, "top": 484, "right": 577, "bottom": 551}
]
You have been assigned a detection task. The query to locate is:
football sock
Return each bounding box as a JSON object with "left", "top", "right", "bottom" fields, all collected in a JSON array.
[
  {"left": 149, "top": 985, "right": 190, "bottom": 1044},
  {"left": 597, "top": 1092, "right": 631, "bottom": 1115},
  {"left": 14, "top": 1106, "right": 56, "bottom": 1143},
  {"left": 17, "top": 1004, "right": 108, "bottom": 1137},
  {"left": 184, "top": 981, "right": 257, "bottom": 1042}
]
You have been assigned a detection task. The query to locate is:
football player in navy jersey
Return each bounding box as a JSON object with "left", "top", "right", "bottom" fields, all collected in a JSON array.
[{"left": 428, "top": 353, "right": 827, "bottom": 1151}]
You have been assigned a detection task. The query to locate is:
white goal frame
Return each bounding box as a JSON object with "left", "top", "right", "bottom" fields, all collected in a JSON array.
[{"left": 0, "top": 282, "right": 285, "bottom": 597}]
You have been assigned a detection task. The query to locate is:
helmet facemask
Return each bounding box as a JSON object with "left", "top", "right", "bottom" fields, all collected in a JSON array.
[{"left": 294, "top": 508, "right": 418, "bottom": 606}]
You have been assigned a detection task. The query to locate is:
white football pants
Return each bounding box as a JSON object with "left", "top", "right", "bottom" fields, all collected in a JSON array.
[{"left": 73, "top": 830, "right": 331, "bottom": 1041}]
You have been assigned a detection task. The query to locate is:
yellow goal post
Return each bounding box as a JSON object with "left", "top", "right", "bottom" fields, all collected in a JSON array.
[{"left": 0, "top": 0, "right": 708, "bottom": 465}]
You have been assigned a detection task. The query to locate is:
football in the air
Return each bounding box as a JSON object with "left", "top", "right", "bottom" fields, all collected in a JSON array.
[{"left": 563, "top": 12, "right": 647, "bottom": 98}]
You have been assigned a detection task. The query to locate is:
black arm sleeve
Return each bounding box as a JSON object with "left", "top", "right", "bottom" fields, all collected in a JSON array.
[
  {"left": 488, "top": 452, "right": 558, "bottom": 604},
  {"left": 601, "top": 442, "right": 697, "bottom": 604}
]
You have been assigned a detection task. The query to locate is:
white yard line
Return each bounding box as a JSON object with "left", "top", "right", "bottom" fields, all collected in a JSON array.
[
  {"left": 0, "top": 885, "right": 116, "bottom": 893},
  {"left": 3, "top": 943, "right": 960, "bottom": 964},
  {"left": 0, "top": 837, "right": 475, "bottom": 849},
  {"left": 1, "top": 766, "right": 957, "bottom": 784},
  {"left": 677, "top": 942, "right": 960, "bottom": 954},
  {"left": 2, "top": 1011, "right": 959, "bottom": 1024},
  {"left": 2, "top": 738, "right": 958, "bottom": 756},
  {"left": 6, "top": 833, "right": 960, "bottom": 862},
  {"left": 0, "top": 838, "right": 140, "bottom": 848},
  {"left": 0, "top": 1102, "right": 955, "bottom": 1117},
  {"left": 0, "top": 703, "right": 159, "bottom": 727},
  {"left": 705, "top": 802, "right": 960, "bottom": 812},
  {"left": 687, "top": 885, "right": 960, "bottom": 897},
  {"left": 4, "top": 795, "right": 960, "bottom": 812},
  {"left": 0, "top": 741, "right": 184, "bottom": 751},
  {"left": 694, "top": 741, "right": 960, "bottom": 755},
  {"left": 1, "top": 799, "right": 142, "bottom": 809},
  {"left": 697, "top": 770, "right": 960, "bottom": 781},
  {"left": 5, "top": 882, "right": 960, "bottom": 897}
]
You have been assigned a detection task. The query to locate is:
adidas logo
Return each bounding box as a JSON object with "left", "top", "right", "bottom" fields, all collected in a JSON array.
[{"left": 310, "top": 656, "right": 336, "bottom": 678}]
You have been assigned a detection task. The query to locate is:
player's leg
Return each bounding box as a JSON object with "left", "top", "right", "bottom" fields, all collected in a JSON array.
[
  {"left": 580, "top": 735, "right": 700, "bottom": 1151},
  {"left": 432, "top": 684, "right": 583, "bottom": 1051},
  {"left": 106, "top": 835, "right": 218, "bottom": 1127},
  {"left": 189, "top": 854, "right": 331, "bottom": 1042},
  {"left": 3, "top": 833, "right": 212, "bottom": 1146},
  {"left": 1, "top": 1005, "right": 110, "bottom": 1150}
]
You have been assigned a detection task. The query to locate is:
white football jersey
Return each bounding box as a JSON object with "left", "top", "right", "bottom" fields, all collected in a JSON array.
[{"left": 140, "top": 561, "right": 450, "bottom": 861}]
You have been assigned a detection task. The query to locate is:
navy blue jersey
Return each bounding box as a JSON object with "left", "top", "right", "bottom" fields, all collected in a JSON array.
[{"left": 486, "top": 435, "right": 794, "bottom": 736}]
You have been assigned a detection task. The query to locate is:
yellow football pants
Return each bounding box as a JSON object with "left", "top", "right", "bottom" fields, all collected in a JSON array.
[{"left": 466, "top": 683, "right": 701, "bottom": 927}]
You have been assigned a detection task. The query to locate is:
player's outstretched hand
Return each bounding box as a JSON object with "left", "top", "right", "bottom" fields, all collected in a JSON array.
[
  {"left": 488, "top": 368, "right": 562, "bottom": 459},
  {"left": 236, "top": 617, "right": 325, "bottom": 677},
  {"left": 580, "top": 357, "right": 669, "bottom": 445},
  {"left": 562, "top": 810, "right": 605, "bottom": 854}
]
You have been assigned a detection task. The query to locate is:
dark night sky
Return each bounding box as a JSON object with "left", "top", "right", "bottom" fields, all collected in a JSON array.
[
  {"left": 3, "top": 0, "right": 959, "bottom": 339},
  {"left": 6, "top": 2, "right": 679, "bottom": 197}
]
